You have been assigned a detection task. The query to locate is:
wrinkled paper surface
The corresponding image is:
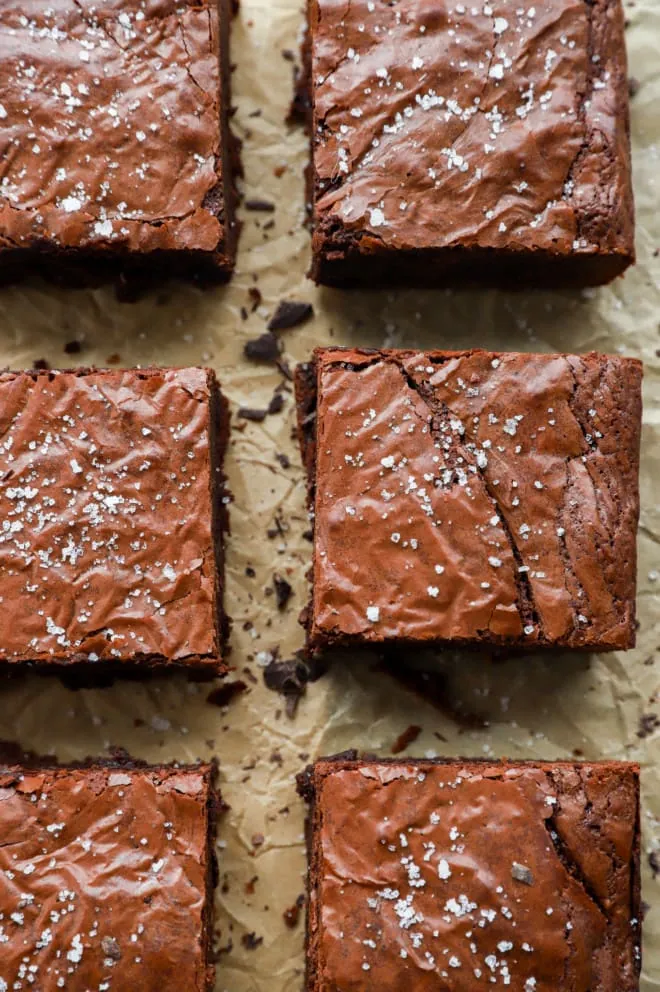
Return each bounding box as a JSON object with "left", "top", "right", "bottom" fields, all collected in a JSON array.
[{"left": 0, "top": 0, "right": 658, "bottom": 988}]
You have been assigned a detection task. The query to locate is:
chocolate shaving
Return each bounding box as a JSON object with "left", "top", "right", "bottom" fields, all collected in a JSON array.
[
  {"left": 244, "top": 332, "right": 281, "bottom": 363},
  {"left": 245, "top": 198, "right": 275, "bottom": 212},
  {"left": 391, "top": 724, "right": 422, "bottom": 754},
  {"left": 206, "top": 680, "right": 248, "bottom": 708},
  {"left": 267, "top": 300, "right": 314, "bottom": 332},
  {"left": 273, "top": 574, "right": 293, "bottom": 610},
  {"left": 263, "top": 654, "right": 328, "bottom": 719}
]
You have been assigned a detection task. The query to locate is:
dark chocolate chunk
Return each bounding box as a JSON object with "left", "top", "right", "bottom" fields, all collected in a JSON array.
[{"left": 267, "top": 300, "right": 314, "bottom": 332}]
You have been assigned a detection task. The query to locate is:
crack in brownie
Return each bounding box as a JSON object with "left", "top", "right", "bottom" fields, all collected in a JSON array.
[
  {"left": 298, "top": 755, "right": 641, "bottom": 992},
  {"left": 305, "top": 0, "right": 634, "bottom": 287},
  {"left": 0, "top": 0, "right": 239, "bottom": 292},
  {"left": 295, "top": 347, "right": 642, "bottom": 652},
  {"left": 0, "top": 366, "right": 229, "bottom": 677}
]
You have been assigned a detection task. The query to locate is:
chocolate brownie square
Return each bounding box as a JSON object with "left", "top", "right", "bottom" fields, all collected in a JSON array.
[
  {"left": 0, "top": 757, "right": 220, "bottom": 990},
  {"left": 298, "top": 755, "right": 641, "bottom": 992},
  {"left": 0, "top": 366, "right": 229, "bottom": 676},
  {"left": 305, "top": 0, "right": 634, "bottom": 288},
  {"left": 0, "top": 0, "right": 239, "bottom": 291},
  {"left": 295, "top": 348, "right": 642, "bottom": 652}
]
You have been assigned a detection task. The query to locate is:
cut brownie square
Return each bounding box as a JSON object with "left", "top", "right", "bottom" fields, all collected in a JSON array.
[
  {"left": 0, "top": 757, "right": 220, "bottom": 990},
  {"left": 298, "top": 755, "right": 641, "bottom": 992},
  {"left": 0, "top": 366, "right": 229, "bottom": 676},
  {"left": 295, "top": 348, "right": 642, "bottom": 652},
  {"left": 306, "top": 0, "right": 634, "bottom": 288},
  {"left": 0, "top": 0, "right": 239, "bottom": 291}
]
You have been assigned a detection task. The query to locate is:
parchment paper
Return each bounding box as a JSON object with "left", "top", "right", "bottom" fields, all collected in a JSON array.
[{"left": 0, "top": 0, "right": 658, "bottom": 988}]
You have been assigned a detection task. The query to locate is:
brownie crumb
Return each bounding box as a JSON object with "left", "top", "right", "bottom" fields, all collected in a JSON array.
[
  {"left": 267, "top": 300, "right": 314, "bottom": 332},
  {"left": 207, "top": 680, "right": 248, "bottom": 708},
  {"left": 283, "top": 894, "right": 305, "bottom": 929},
  {"left": 391, "top": 724, "right": 422, "bottom": 754}
]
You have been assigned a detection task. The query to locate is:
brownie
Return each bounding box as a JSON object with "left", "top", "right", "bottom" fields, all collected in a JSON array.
[
  {"left": 0, "top": 0, "right": 239, "bottom": 293},
  {"left": 0, "top": 757, "right": 220, "bottom": 990},
  {"left": 304, "top": 0, "right": 634, "bottom": 288},
  {"left": 298, "top": 755, "right": 642, "bottom": 992},
  {"left": 294, "top": 348, "right": 642, "bottom": 653},
  {"left": 0, "top": 366, "right": 229, "bottom": 677}
]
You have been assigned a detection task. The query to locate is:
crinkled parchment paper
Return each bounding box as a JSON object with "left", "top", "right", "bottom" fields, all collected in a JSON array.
[{"left": 0, "top": 0, "right": 658, "bottom": 987}]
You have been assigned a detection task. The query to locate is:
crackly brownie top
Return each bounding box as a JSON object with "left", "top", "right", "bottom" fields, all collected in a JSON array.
[
  {"left": 0, "top": 367, "right": 220, "bottom": 666},
  {"left": 0, "top": 763, "right": 213, "bottom": 990},
  {"left": 311, "top": 0, "right": 633, "bottom": 256},
  {"left": 309, "top": 759, "right": 640, "bottom": 992},
  {"left": 311, "top": 348, "right": 641, "bottom": 649},
  {"left": 0, "top": 0, "right": 225, "bottom": 254}
]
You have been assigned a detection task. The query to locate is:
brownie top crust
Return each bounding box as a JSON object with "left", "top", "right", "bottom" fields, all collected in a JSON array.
[
  {"left": 311, "top": 0, "right": 633, "bottom": 261},
  {"left": 0, "top": 0, "right": 227, "bottom": 257},
  {"left": 309, "top": 348, "right": 642, "bottom": 650},
  {"left": 305, "top": 758, "right": 641, "bottom": 992},
  {"left": 0, "top": 761, "right": 215, "bottom": 989},
  {"left": 0, "top": 367, "right": 222, "bottom": 668}
]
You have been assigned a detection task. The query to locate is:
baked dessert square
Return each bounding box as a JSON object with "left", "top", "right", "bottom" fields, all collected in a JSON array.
[
  {"left": 295, "top": 347, "right": 642, "bottom": 652},
  {"left": 0, "top": 366, "right": 229, "bottom": 676},
  {"left": 298, "top": 755, "right": 641, "bottom": 992},
  {"left": 0, "top": 757, "right": 220, "bottom": 990},
  {"left": 0, "top": 0, "right": 238, "bottom": 291},
  {"left": 305, "top": 0, "right": 635, "bottom": 288}
]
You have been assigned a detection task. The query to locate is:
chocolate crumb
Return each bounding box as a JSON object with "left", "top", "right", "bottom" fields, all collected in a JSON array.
[
  {"left": 251, "top": 833, "right": 265, "bottom": 848},
  {"left": 273, "top": 573, "right": 293, "bottom": 610},
  {"left": 637, "top": 713, "right": 659, "bottom": 738},
  {"left": 628, "top": 76, "right": 640, "bottom": 98},
  {"left": 244, "top": 332, "right": 281, "bottom": 363},
  {"left": 649, "top": 851, "right": 660, "bottom": 879},
  {"left": 391, "top": 724, "right": 422, "bottom": 754},
  {"left": 207, "top": 680, "right": 248, "bottom": 708},
  {"left": 245, "top": 198, "right": 276, "bottom": 212},
  {"left": 238, "top": 407, "right": 269, "bottom": 423},
  {"left": 268, "top": 392, "right": 285, "bottom": 415},
  {"left": 511, "top": 862, "right": 535, "bottom": 886},
  {"left": 32, "top": 358, "right": 51, "bottom": 371},
  {"left": 276, "top": 452, "right": 291, "bottom": 469},
  {"left": 267, "top": 300, "right": 314, "bottom": 332},
  {"left": 241, "top": 932, "right": 263, "bottom": 951},
  {"left": 64, "top": 340, "right": 83, "bottom": 355}
]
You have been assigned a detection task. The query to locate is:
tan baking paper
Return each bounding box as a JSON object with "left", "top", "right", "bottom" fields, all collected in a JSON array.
[{"left": 0, "top": 0, "right": 658, "bottom": 988}]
